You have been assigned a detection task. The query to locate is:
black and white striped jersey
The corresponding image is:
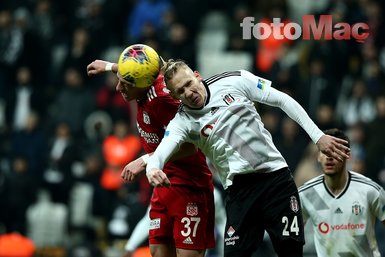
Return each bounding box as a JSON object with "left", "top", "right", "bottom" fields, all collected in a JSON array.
[{"left": 299, "top": 171, "right": 385, "bottom": 257}]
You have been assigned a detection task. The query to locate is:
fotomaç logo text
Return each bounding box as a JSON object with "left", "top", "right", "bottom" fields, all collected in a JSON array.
[{"left": 240, "top": 15, "right": 369, "bottom": 43}]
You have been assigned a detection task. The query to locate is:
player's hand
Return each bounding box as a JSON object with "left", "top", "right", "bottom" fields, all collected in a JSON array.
[
  {"left": 147, "top": 168, "right": 171, "bottom": 188},
  {"left": 87, "top": 59, "right": 114, "bottom": 76},
  {"left": 121, "top": 251, "right": 134, "bottom": 257},
  {"left": 316, "top": 134, "right": 350, "bottom": 161},
  {"left": 121, "top": 157, "right": 146, "bottom": 182}
]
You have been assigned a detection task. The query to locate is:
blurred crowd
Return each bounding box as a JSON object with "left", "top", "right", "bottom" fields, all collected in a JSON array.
[{"left": 0, "top": 0, "right": 384, "bottom": 256}]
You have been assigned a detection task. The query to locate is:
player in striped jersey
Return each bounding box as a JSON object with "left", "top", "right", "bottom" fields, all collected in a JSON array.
[
  {"left": 299, "top": 128, "right": 385, "bottom": 257},
  {"left": 145, "top": 59, "right": 350, "bottom": 257}
]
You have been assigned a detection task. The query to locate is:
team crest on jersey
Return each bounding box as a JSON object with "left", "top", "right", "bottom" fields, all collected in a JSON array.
[
  {"left": 143, "top": 111, "right": 150, "bottom": 124},
  {"left": 352, "top": 201, "right": 362, "bottom": 215},
  {"left": 222, "top": 94, "right": 235, "bottom": 105},
  {"left": 290, "top": 196, "right": 299, "bottom": 213},
  {"left": 186, "top": 203, "right": 198, "bottom": 216}
]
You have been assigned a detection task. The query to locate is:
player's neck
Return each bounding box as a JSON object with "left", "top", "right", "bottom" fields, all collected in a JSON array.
[{"left": 324, "top": 170, "right": 349, "bottom": 197}]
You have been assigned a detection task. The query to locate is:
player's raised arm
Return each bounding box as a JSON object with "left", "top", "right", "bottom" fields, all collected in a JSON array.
[
  {"left": 261, "top": 86, "right": 350, "bottom": 161},
  {"left": 87, "top": 59, "right": 118, "bottom": 76}
]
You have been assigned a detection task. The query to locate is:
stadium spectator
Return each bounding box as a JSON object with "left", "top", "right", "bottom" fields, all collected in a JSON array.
[
  {"left": 0, "top": 155, "right": 38, "bottom": 234},
  {"left": 51, "top": 66, "right": 95, "bottom": 139},
  {"left": 365, "top": 94, "right": 385, "bottom": 183},
  {"left": 9, "top": 111, "right": 47, "bottom": 183},
  {"left": 43, "top": 122, "right": 78, "bottom": 204},
  {"left": 5, "top": 66, "right": 46, "bottom": 131}
]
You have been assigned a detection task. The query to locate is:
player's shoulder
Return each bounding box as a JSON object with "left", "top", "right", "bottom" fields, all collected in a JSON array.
[
  {"left": 298, "top": 174, "right": 324, "bottom": 194},
  {"left": 349, "top": 171, "right": 383, "bottom": 191},
  {"left": 203, "top": 70, "right": 242, "bottom": 86},
  {"left": 146, "top": 73, "right": 175, "bottom": 101}
]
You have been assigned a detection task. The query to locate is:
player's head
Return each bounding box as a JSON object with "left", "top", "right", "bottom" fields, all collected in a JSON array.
[
  {"left": 116, "top": 73, "right": 150, "bottom": 102},
  {"left": 318, "top": 128, "right": 351, "bottom": 175},
  {"left": 161, "top": 59, "right": 206, "bottom": 109}
]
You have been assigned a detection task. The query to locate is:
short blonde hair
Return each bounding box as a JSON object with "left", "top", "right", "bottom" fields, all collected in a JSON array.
[{"left": 161, "top": 59, "right": 189, "bottom": 86}]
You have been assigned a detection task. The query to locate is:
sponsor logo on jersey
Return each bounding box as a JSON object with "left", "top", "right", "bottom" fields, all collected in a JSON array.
[
  {"left": 352, "top": 201, "right": 362, "bottom": 215},
  {"left": 222, "top": 94, "right": 235, "bottom": 105},
  {"left": 318, "top": 221, "right": 365, "bottom": 234},
  {"left": 149, "top": 218, "right": 161, "bottom": 230},
  {"left": 257, "top": 79, "right": 265, "bottom": 90},
  {"left": 318, "top": 222, "right": 329, "bottom": 234},
  {"left": 143, "top": 111, "right": 150, "bottom": 124},
  {"left": 201, "top": 124, "right": 214, "bottom": 137},
  {"left": 290, "top": 196, "right": 299, "bottom": 213},
  {"left": 334, "top": 207, "right": 343, "bottom": 214},
  {"left": 137, "top": 124, "right": 159, "bottom": 144},
  {"left": 183, "top": 236, "right": 194, "bottom": 244},
  {"left": 164, "top": 130, "right": 170, "bottom": 137},
  {"left": 186, "top": 203, "right": 198, "bottom": 216},
  {"left": 225, "top": 226, "right": 239, "bottom": 246}
]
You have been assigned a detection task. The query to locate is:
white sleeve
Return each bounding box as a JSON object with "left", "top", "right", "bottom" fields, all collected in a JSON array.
[
  {"left": 373, "top": 186, "right": 385, "bottom": 222},
  {"left": 146, "top": 138, "right": 179, "bottom": 172},
  {"left": 146, "top": 117, "right": 186, "bottom": 172},
  {"left": 124, "top": 205, "right": 151, "bottom": 251},
  {"left": 238, "top": 70, "right": 272, "bottom": 102},
  {"left": 261, "top": 86, "right": 324, "bottom": 144}
]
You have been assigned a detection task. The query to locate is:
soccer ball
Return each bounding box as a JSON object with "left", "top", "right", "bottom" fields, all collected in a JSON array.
[{"left": 117, "top": 44, "right": 161, "bottom": 88}]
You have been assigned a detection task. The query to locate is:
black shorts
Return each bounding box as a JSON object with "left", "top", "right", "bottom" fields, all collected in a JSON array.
[{"left": 223, "top": 168, "right": 304, "bottom": 257}]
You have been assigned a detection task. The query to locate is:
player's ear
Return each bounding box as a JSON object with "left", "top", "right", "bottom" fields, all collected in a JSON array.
[{"left": 194, "top": 71, "right": 202, "bottom": 80}]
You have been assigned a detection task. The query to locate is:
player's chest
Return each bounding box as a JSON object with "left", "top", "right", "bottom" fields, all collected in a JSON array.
[
  {"left": 315, "top": 189, "right": 369, "bottom": 223},
  {"left": 187, "top": 92, "right": 249, "bottom": 133}
]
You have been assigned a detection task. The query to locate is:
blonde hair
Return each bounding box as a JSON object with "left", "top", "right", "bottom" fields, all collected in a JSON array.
[{"left": 161, "top": 59, "right": 189, "bottom": 86}]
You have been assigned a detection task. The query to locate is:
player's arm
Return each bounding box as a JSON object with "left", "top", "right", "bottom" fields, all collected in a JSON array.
[
  {"left": 121, "top": 142, "right": 197, "bottom": 182},
  {"left": 262, "top": 87, "right": 350, "bottom": 161},
  {"left": 146, "top": 136, "right": 182, "bottom": 187},
  {"left": 375, "top": 187, "right": 385, "bottom": 227},
  {"left": 87, "top": 60, "right": 118, "bottom": 76},
  {"left": 239, "top": 70, "right": 349, "bottom": 160}
]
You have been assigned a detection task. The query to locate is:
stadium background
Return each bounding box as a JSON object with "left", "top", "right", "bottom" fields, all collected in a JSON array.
[{"left": 0, "top": 0, "right": 384, "bottom": 256}]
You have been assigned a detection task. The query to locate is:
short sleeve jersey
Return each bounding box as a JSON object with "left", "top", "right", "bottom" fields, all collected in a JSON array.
[
  {"left": 298, "top": 171, "right": 385, "bottom": 257},
  {"left": 136, "top": 74, "right": 212, "bottom": 188},
  {"left": 162, "top": 70, "right": 288, "bottom": 189}
]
